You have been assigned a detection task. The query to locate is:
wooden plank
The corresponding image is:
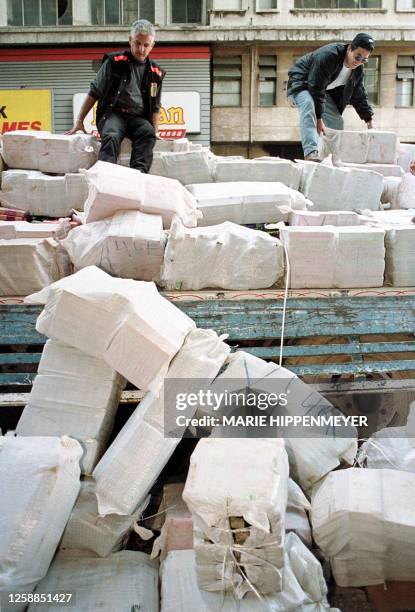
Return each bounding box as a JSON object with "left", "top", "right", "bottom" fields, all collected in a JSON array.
[
  {"left": 242, "top": 342, "right": 415, "bottom": 358},
  {"left": 0, "top": 389, "right": 144, "bottom": 408},
  {"left": 0, "top": 354, "right": 41, "bottom": 365},
  {"left": 290, "top": 360, "right": 415, "bottom": 376}
]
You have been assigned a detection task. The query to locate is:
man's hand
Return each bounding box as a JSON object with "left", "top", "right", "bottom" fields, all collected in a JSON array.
[
  {"left": 317, "top": 118, "right": 326, "bottom": 136},
  {"left": 409, "top": 160, "right": 415, "bottom": 176},
  {"left": 65, "top": 120, "right": 87, "bottom": 135},
  {"left": 366, "top": 120, "right": 374, "bottom": 130}
]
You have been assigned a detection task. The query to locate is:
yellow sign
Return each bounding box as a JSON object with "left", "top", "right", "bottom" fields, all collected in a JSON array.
[{"left": 0, "top": 89, "right": 52, "bottom": 134}]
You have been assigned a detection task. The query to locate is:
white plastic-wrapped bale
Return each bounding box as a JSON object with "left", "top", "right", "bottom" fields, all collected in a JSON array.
[
  {"left": 26, "top": 266, "right": 195, "bottom": 394},
  {"left": 0, "top": 238, "right": 72, "bottom": 296},
  {"left": 207, "top": 351, "right": 357, "bottom": 492},
  {"left": 82, "top": 160, "right": 200, "bottom": 228},
  {"left": 0, "top": 170, "right": 88, "bottom": 216},
  {"left": 357, "top": 426, "right": 415, "bottom": 472},
  {"left": 60, "top": 480, "right": 150, "bottom": 557},
  {"left": 384, "top": 225, "right": 415, "bottom": 286},
  {"left": 151, "top": 483, "right": 193, "bottom": 561},
  {"left": 298, "top": 161, "right": 383, "bottom": 212},
  {"left": 395, "top": 172, "right": 415, "bottom": 209},
  {"left": 150, "top": 150, "right": 213, "bottom": 184},
  {"left": 286, "top": 479, "right": 312, "bottom": 547},
  {"left": 61, "top": 210, "right": 166, "bottom": 281},
  {"left": 93, "top": 328, "right": 230, "bottom": 516},
  {"left": 0, "top": 221, "right": 67, "bottom": 240},
  {"left": 1, "top": 131, "right": 99, "bottom": 173},
  {"left": 280, "top": 226, "right": 385, "bottom": 289},
  {"left": 381, "top": 176, "right": 402, "bottom": 208},
  {"left": 289, "top": 210, "right": 360, "bottom": 226},
  {"left": 16, "top": 340, "right": 125, "bottom": 474},
  {"left": 161, "top": 217, "right": 284, "bottom": 290},
  {"left": 187, "top": 181, "right": 309, "bottom": 226},
  {"left": 311, "top": 468, "right": 415, "bottom": 587},
  {"left": 339, "top": 162, "right": 404, "bottom": 177},
  {"left": 397, "top": 143, "right": 415, "bottom": 173},
  {"left": 319, "top": 129, "right": 399, "bottom": 164},
  {"left": 358, "top": 209, "right": 415, "bottom": 226},
  {"left": 154, "top": 137, "right": 193, "bottom": 153},
  {"left": 28, "top": 551, "right": 159, "bottom": 612},
  {"left": 213, "top": 158, "right": 302, "bottom": 190},
  {"left": 183, "top": 438, "right": 288, "bottom": 598},
  {"left": 0, "top": 436, "right": 82, "bottom": 611},
  {"left": 160, "top": 536, "right": 338, "bottom": 612}
]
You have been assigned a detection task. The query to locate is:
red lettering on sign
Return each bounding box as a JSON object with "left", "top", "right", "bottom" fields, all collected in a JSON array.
[
  {"left": 1, "top": 121, "right": 18, "bottom": 134},
  {"left": 31, "top": 121, "right": 42, "bottom": 130},
  {"left": 17, "top": 121, "right": 30, "bottom": 130}
]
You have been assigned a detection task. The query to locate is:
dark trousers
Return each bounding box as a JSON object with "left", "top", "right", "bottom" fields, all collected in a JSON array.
[{"left": 98, "top": 112, "right": 156, "bottom": 173}]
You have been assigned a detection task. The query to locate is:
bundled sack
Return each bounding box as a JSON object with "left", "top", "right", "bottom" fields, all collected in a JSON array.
[
  {"left": 16, "top": 339, "right": 126, "bottom": 474},
  {"left": 187, "top": 181, "right": 309, "bottom": 226},
  {"left": 183, "top": 438, "right": 288, "bottom": 598},
  {"left": 0, "top": 436, "right": 82, "bottom": 611},
  {"left": 298, "top": 161, "right": 383, "bottom": 212},
  {"left": 0, "top": 170, "right": 88, "bottom": 216},
  {"left": 151, "top": 483, "right": 193, "bottom": 561},
  {"left": 384, "top": 225, "right": 415, "bottom": 286},
  {"left": 286, "top": 479, "right": 312, "bottom": 547},
  {"left": 206, "top": 351, "right": 357, "bottom": 492},
  {"left": 213, "top": 158, "right": 302, "bottom": 190},
  {"left": 61, "top": 210, "right": 166, "bottom": 281},
  {"left": 1, "top": 130, "right": 99, "bottom": 174},
  {"left": 359, "top": 209, "right": 415, "bottom": 226},
  {"left": 160, "top": 536, "right": 338, "bottom": 612},
  {"left": 397, "top": 142, "right": 415, "bottom": 173},
  {"left": 381, "top": 176, "right": 402, "bottom": 208},
  {"left": 289, "top": 210, "right": 360, "bottom": 227},
  {"left": 150, "top": 150, "right": 214, "bottom": 184},
  {"left": 0, "top": 237, "right": 72, "bottom": 296},
  {"left": 0, "top": 220, "right": 67, "bottom": 239},
  {"left": 319, "top": 128, "right": 399, "bottom": 164},
  {"left": 280, "top": 226, "right": 385, "bottom": 289},
  {"left": 93, "top": 328, "right": 230, "bottom": 516},
  {"left": 312, "top": 468, "right": 415, "bottom": 587},
  {"left": 29, "top": 551, "right": 159, "bottom": 612},
  {"left": 82, "top": 160, "right": 200, "bottom": 228},
  {"left": 161, "top": 217, "right": 284, "bottom": 290},
  {"left": 26, "top": 266, "right": 195, "bottom": 394},
  {"left": 357, "top": 426, "right": 415, "bottom": 472},
  {"left": 60, "top": 480, "right": 150, "bottom": 557},
  {"left": 395, "top": 172, "right": 415, "bottom": 210},
  {"left": 339, "top": 162, "right": 404, "bottom": 178}
]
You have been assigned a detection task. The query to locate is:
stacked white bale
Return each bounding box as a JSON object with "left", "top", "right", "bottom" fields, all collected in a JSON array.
[
  {"left": 26, "top": 266, "right": 196, "bottom": 394},
  {"left": 289, "top": 210, "right": 360, "bottom": 226},
  {"left": 151, "top": 483, "right": 193, "bottom": 561},
  {"left": 183, "top": 438, "right": 289, "bottom": 598},
  {"left": 206, "top": 351, "right": 357, "bottom": 491},
  {"left": 397, "top": 142, "right": 415, "bottom": 173},
  {"left": 279, "top": 226, "right": 385, "bottom": 288},
  {"left": 395, "top": 172, "right": 415, "bottom": 209},
  {"left": 339, "top": 162, "right": 403, "bottom": 177},
  {"left": 359, "top": 209, "right": 415, "bottom": 226},
  {"left": 16, "top": 339, "right": 126, "bottom": 474},
  {"left": 0, "top": 170, "right": 88, "bottom": 216},
  {"left": 161, "top": 217, "right": 284, "bottom": 290},
  {"left": 381, "top": 176, "right": 402, "bottom": 208},
  {"left": 28, "top": 551, "right": 159, "bottom": 612},
  {"left": 357, "top": 426, "right": 415, "bottom": 472},
  {"left": 1, "top": 131, "right": 99, "bottom": 173},
  {"left": 61, "top": 210, "right": 166, "bottom": 281},
  {"left": 60, "top": 480, "right": 150, "bottom": 557},
  {"left": 92, "top": 327, "right": 230, "bottom": 516},
  {"left": 187, "top": 181, "right": 309, "bottom": 226},
  {"left": 299, "top": 161, "right": 383, "bottom": 212},
  {"left": 0, "top": 221, "right": 66, "bottom": 240},
  {"left": 213, "top": 158, "right": 302, "bottom": 190},
  {"left": 286, "top": 479, "right": 312, "bottom": 547},
  {"left": 150, "top": 150, "right": 213, "bottom": 184},
  {"left": 319, "top": 128, "right": 399, "bottom": 164},
  {"left": 0, "top": 436, "right": 82, "bottom": 611},
  {"left": 0, "top": 238, "right": 72, "bottom": 296},
  {"left": 384, "top": 225, "right": 415, "bottom": 286},
  {"left": 311, "top": 468, "right": 415, "bottom": 587},
  {"left": 160, "top": 535, "right": 336, "bottom": 612},
  {"left": 82, "top": 160, "right": 200, "bottom": 228}
]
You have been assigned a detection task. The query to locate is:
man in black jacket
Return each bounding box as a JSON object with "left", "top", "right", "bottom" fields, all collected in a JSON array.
[
  {"left": 66, "top": 19, "right": 165, "bottom": 173},
  {"left": 287, "top": 33, "right": 375, "bottom": 161}
]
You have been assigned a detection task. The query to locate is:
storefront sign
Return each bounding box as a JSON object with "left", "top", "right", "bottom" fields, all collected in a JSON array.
[{"left": 0, "top": 89, "right": 52, "bottom": 134}]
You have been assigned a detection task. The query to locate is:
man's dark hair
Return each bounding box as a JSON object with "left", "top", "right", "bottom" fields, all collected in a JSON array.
[{"left": 351, "top": 33, "right": 375, "bottom": 52}]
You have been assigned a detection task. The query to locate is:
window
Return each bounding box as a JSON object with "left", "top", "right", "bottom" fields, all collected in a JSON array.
[
  {"left": 396, "top": 0, "right": 415, "bottom": 9},
  {"left": 364, "top": 56, "right": 380, "bottom": 105},
  {"left": 213, "top": 56, "right": 242, "bottom": 106},
  {"left": 210, "top": 0, "right": 246, "bottom": 10},
  {"left": 90, "top": 0, "right": 154, "bottom": 25},
  {"left": 257, "top": 0, "right": 278, "bottom": 8},
  {"left": 258, "top": 55, "right": 277, "bottom": 106},
  {"left": 7, "top": 0, "right": 72, "bottom": 25},
  {"left": 396, "top": 56, "right": 414, "bottom": 107},
  {"left": 171, "top": 0, "right": 202, "bottom": 22},
  {"left": 293, "top": 0, "right": 381, "bottom": 7}
]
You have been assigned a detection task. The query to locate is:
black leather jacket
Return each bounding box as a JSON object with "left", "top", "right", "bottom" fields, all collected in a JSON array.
[
  {"left": 89, "top": 50, "right": 165, "bottom": 127},
  {"left": 287, "top": 42, "right": 373, "bottom": 122}
]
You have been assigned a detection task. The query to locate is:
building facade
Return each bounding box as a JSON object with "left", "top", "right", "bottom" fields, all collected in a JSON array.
[{"left": 0, "top": 0, "right": 414, "bottom": 156}]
